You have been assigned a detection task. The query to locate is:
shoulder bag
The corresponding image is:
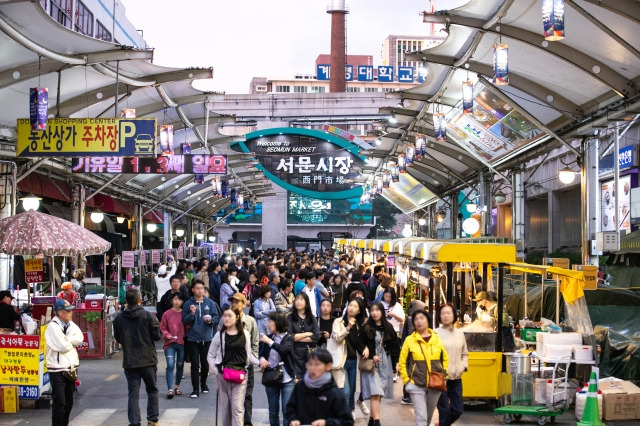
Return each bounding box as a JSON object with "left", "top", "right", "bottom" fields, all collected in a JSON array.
[
  {"left": 326, "top": 321, "right": 346, "bottom": 369},
  {"left": 358, "top": 329, "right": 383, "bottom": 373},
  {"left": 262, "top": 363, "right": 284, "bottom": 387},
  {"left": 419, "top": 339, "right": 447, "bottom": 392},
  {"left": 219, "top": 332, "right": 247, "bottom": 384}
]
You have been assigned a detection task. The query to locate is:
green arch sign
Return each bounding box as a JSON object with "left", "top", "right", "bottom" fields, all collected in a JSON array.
[{"left": 233, "top": 127, "right": 365, "bottom": 200}]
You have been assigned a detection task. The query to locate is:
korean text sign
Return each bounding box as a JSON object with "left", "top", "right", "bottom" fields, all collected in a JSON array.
[
  {"left": 0, "top": 335, "right": 40, "bottom": 387},
  {"left": 71, "top": 155, "right": 227, "bottom": 174},
  {"left": 17, "top": 118, "right": 156, "bottom": 157},
  {"left": 24, "top": 259, "right": 44, "bottom": 284}
]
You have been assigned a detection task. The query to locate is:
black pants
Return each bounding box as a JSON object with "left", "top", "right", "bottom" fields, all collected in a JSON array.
[
  {"left": 186, "top": 340, "right": 211, "bottom": 393},
  {"left": 50, "top": 371, "right": 74, "bottom": 426},
  {"left": 124, "top": 365, "right": 159, "bottom": 426},
  {"left": 244, "top": 366, "right": 254, "bottom": 425},
  {"left": 437, "top": 378, "right": 464, "bottom": 426}
]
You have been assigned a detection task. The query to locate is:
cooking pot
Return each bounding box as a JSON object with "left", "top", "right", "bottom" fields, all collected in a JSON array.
[{"left": 504, "top": 352, "right": 532, "bottom": 374}]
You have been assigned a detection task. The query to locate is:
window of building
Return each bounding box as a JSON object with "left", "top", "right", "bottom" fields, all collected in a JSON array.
[
  {"left": 294, "top": 86, "right": 308, "bottom": 93},
  {"left": 39, "top": 0, "right": 47, "bottom": 12},
  {"left": 347, "top": 87, "right": 361, "bottom": 93},
  {"left": 365, "top": 87, "right": 378, "bottom": 92},
  {"left": 74, "top": 1, "right": 93, "bottom": 36},
  {"left": 384, "top": 88, "right": 395, "bottom": 93},
  {"left": 255, "top": 85, "right": 267, "bottom": 92},
  {"left": 95, "top": 20, "right": 112, "bottom": 42},
  {"left": 50, "top": 0, "right": 73, "bottom": 29},
  {"left": 311, "top": 86, "right": 326, "bottom": 93},
  {"left": 275, "top": 85, "right": 290, "bottom": 93}
]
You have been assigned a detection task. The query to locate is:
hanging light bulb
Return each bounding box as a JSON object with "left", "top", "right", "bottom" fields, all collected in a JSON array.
[
  {"left": 391, "top": 163, "right": 400, "bottom": 182},
  {"left": 21, "top": 194, "right": 41, "bottom": 211},
  {"left": 146, "top": 223, "right": 157, "bottom": 233},
  {"left": 462, "top": 79, "right": 474, "bottom": 114},
  {"left": 402, "top": 224, "right": 413, "bottom": 238},
  {"left": 493, "top": 43, "right": 509, "bottom": 85},
  {"left": 466, "top": 201, "right": 478, "bottom": 213},
  {"left": 397, "top": 154, "right": 407, "bottom": 173},
  {"left": 175, "top": 228, "right": 185, "bottom": 237},
  {"left": 437, "top": 209, "right": 447, "bottom": 222},
  {"left": 116, "top": 215, "right": 126, "bottom": 224},
  {"left": 558, "top": 166, "right": 575, "bottom": 184},
  {"left": 405, "top": 143, "right": 415, "bottom": 167},
  {"left": 542, "top": 0, "right": 565, "bottom": 41},
  {"left": 90, "top": 209, "right": 104, "bottom": 223},
  {"left": 196, "top": 232, "right": 204, "bottom": 240},
  {"left": 382, "top": 171, "right": 391, "bottom": 188},
  {"left": 415, "top": 136, "right": 426, "bottom": 159}
]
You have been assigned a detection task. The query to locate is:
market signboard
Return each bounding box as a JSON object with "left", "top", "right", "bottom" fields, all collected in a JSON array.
[
  {"left": 121, "top": 251, "right": 135, "bottom": 268},
  {"left": 234, "top": 128, "right": 365, "bottom": 199},
  {"left": 71, "top": 154, "right": 227, "bottom": 174},
  {"left": 445, "top": 82, "right": 547, "bottom": 165},
  {"left": 24, "top": 259, "right": 44, "bottom": 284},
  {"left": 0, "top": 335, "right": 41, "bottom": 398},
  {"left": 17, "top": 118, "right": 156, "bottom": 157}
]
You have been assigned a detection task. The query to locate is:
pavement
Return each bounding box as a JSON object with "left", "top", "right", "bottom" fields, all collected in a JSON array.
[{"left": 0, "top": 343, "right": 637, "bottom": 425}]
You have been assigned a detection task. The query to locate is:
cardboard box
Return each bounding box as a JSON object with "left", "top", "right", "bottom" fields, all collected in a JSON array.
[
  {"left": 600, "top": 381, "right": 640, "bottom": 420},
  {"left": 0, "top": 386, "right": 19, "bottom": 413}
]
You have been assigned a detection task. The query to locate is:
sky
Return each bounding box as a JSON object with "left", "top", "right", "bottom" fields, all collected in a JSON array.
[{"left": 122, "top": 0, "right": 467, "bottom": 94}]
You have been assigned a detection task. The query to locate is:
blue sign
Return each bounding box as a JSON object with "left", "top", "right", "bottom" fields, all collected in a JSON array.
[
  {"left": 619, "top": 145, "right": 634, "bottom": 169},
  {"left": 357, "top": 65, "right": 374, "bottom": 82},
  {"left": 398, "top": 66, "right": 414, "bottom": 83},
  {"left": 378, "top": 66, "right": 394, "bottom": 82},
  {"left": 418, "top": 71, "right": 427, "bottom": 84},
  {"left": 317, "top": 64, "right": 330, "bottom": 81},
  {"left": 345, "top": 65, "right": 354, "bottom": 81},
  {"left": 17, "top": 385, "right": 39, "bottom": 399}
]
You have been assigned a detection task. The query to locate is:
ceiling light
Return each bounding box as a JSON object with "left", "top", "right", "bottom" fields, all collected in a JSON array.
[
  {"left": 146, "top": 223, "right": 157, "bottom": 232},
  {"left": 90, "top": 210, "right": 104, "bottom": 223},
  {"left": 175, "top": 228, "right": 185, "bottom": 237},
  {"left": 494, "top": 191, "right": 507, "bottom": 204},
  {"left": 437, "top": 209, "right": 446, "bottom": 222},
  {"left": 466, "top": 202, "right": 478, "bottom": 213},
  {"left": 418, "top": 218, "right": 427, "bottom": 226},
  {"left": 402, "top": 224, "right": 413, "bottom": 238},
  {"left": 116, "top": 215, "right": 126, "bottom": 224},
  {"left": 196, "top": 232, "right": 204, "bottom": 240},
  {"left": 209, "top": 235, "right": 216, "bottom": 242},
  {"left": 21, "top": 194, "right": 41, "bottom": 211},
  {"left": 558, "top": 166, "right": 576, "bottom": 184}
]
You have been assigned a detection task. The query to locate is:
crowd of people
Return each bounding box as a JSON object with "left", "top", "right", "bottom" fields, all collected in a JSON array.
[{"left": 45, "top": 248, "right": 472, "bottom": 426}]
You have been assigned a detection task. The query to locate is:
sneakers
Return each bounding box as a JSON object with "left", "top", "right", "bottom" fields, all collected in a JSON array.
[
  {"left": 393, "top": 372, "right": 399, "bottom": 382},
  {"left": 201, "top": 385, "right": 209, "bottom": 394},
  {"left": 190, "top": 392, "right": 199, "bottom": 398},
  {"left": 357, "top": 399, "right": 370, "bottom": 416},
  {"left": 401, "top": 395, "right": 413, "bottom": 405},
  {"left": 352, "top": 411, "right": 357, "bottom": 421}
]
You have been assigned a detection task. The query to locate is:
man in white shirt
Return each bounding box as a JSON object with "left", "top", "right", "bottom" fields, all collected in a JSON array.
[
  {"left": 303, "top": 272, "right": 322, "bottom": 318},
  {"left": 45, "top": 299, "right": 84, "bottom": 426}
]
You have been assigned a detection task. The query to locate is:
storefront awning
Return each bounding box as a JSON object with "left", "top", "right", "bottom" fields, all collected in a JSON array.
[{"left": 427, "top": 243, "right": 516, "bottom": 263}]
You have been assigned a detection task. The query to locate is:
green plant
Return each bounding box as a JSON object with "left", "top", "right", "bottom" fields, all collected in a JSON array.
[{"left": 81, "top": 311, "right": 101, "bottom": 323}]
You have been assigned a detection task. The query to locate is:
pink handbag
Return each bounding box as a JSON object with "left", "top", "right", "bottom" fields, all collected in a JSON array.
[{"left": 222, "top": 367, "right": 246, "bottom": 383}]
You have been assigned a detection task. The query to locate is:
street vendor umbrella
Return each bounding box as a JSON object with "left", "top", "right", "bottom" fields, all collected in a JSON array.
[{"left": 0, "top": 210, "right": 111, "bottom": 256}]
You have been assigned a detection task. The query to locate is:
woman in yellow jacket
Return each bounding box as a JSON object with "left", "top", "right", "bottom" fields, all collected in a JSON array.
[{"left": 399, "top": 309, "right": 449, "bottom": 426}]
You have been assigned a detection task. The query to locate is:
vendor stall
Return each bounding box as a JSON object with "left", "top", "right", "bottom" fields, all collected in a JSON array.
[{"left": 0, "top": 210, "right": 114, "bottom": 371}]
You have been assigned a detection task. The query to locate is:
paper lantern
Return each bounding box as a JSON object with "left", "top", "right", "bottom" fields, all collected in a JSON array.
[
  {"left": 398, "top": 154, "right": 407, "bottom": 173},
  {"left": 542, "top": 0, "right": 565, "bottom": 41},
  {"left": 405, "top": 144, "right": 415, "bottom": 167},
  {"left": 391, "top": 163, "right": 400, "bottom": 182},
  {"left": 462, "top": 80, "right": 474, "bottom": 114},
  {"left": 493, "top": 43, "right": 509, "bottom": 85},
  {"left": 382, "top": 171, "right": 391, "bottom": 188},
  {"left": 434, "top": 113, "right": 447, "bottom": 141},
  {"left": 29, "top": 87, "right": 48, "bottom": 130},
  {"left": 415, "top": 137, "right": 426, "bottom": 159}
]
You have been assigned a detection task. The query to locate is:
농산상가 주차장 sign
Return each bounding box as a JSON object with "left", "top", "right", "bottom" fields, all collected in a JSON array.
[{"left": 16, "top": 118, "right": 156, "bottom": 157}]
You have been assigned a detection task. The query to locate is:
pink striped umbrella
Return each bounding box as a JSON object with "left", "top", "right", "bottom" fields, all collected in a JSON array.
[{"left": 0, "top": 210, "right": 111, "bottom": 256}]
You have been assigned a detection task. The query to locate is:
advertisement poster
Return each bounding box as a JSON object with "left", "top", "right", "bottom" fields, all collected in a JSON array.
[
  {"left": 601, "top": 175, "right": 631, "bottom": 231},
  {"left": 0, "top": 335, "right": 41, "bottom": 391},
  {"left": 24, "top": 259, "right": 44, "bottom": 284},
  {"left": 121, "top": 251, "right": 135, "bottom": 268},
  {"left": 151, "top": 250, "right": 161, "bottom": 264}
]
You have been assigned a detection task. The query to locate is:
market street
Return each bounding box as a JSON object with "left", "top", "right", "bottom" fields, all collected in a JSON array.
[{"left": 0, "top": 341, "right": 634, "bottom": 426}]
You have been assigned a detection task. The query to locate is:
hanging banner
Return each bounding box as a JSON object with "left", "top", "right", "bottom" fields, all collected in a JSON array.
[
  {"left": 151, "top": 250, "right": 161, "bottom": 264},
  {"left": 71, "top": 155, "right": 227, "bottom": 174},
  {"left": 492, "top": 43, "right": 509, "bottom": 85},
  {"left": 17, "top": 118, "right": 157, "bottom": 157},
  {"left": 29, "top": 88, "right": 48, "bottom": 130},
  {"left": 542, "top": 0, "right": 565, "bottom": 41},
  {"left": 601, "top": 175, "right": 631, "bottom": 231},
  {"left": 24, "top": 259, "right": 44, "bottom": 284},
  {"left": 121, "top": 251, "right": 135, "bottom": 268}
]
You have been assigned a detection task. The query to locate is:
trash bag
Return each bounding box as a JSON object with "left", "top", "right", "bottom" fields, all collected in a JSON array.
[{"left": 594, "top": 325, "right": 640, "bottom": 386}]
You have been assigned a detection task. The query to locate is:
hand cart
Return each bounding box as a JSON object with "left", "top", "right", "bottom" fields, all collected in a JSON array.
[{"left": 494, "top": 355, "right": 572, "bottom": 425}]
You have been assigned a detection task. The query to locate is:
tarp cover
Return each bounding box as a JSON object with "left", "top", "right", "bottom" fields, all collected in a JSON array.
[
  {"left": 594, "top": 326, "right": 640, "bottom": 386},
  {"left": 605, "top": 253, "right": 640, "bottom": 289}
]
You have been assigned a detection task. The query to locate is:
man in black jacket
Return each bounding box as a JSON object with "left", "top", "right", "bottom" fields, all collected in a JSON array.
[
  {"left": 345, "top": 271, "right": 369, "bottom": 305},
  {"left": 156, "top": 275, "right": 190, "bottom": 321},
  {"left": 114, "top": 288, "right": 162, "bottom": 426}
]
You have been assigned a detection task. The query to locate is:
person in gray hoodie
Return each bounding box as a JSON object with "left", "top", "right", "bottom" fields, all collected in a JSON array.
[
  {"left": 182, "top": 279, "right": 220, "bottom": 398},
  {"left": 435, "top": 303, "right": 468, "bottom": 426}
]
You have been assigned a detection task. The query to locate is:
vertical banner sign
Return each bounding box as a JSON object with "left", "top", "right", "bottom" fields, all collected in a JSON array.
[
  {"left": 377, "top": 66, "right": 394, "bottom": 82},
  {"left": 357, "top": 66, "right": 373, "bottom": 82},
  {"left": 24, "top": 259, "right": 44, "bottom": 284},
  {"left": 542, "top": 0, "right": 565, "bottom": 41},
  {"left": 177, "top": 244, "right": 185, "bottom": 260},
  {"left": 493, "top": 43, "right": 509, "bottom": 85},
  {"left": 316, "top": 64, "right": 330, "bottom": 81},
  {"left": 139, "top": 251, "right": 147, "bottom": 266},
  {"left": 398, "top": 66, "right": 414, "bottom": 83},
  {"left": 121, "top": 251, "right": 135, "bottom": 268},
  {"left": 159, "top": 125, "right": 174, "bottom": 155},
  {"left": 151, "top": 250, "right": 161, "bottom": 264},
  {"left": 29, "top": 88, "right": 48, "bottom": 130}
]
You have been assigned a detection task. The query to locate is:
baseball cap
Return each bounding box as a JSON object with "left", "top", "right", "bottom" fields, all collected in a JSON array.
[
  {"left": 229, "top": 292, "right": 247, "bottom": 303},
  {"left": 0, "top": 290, "right": 14, "bottom": 300},
  {"left": 157, "top": 265, "right": 167, "bottom": 275},
  {"left": 472, "top": 291, "right": 489, "bottom": 302},
  {"left": 54, "top": 299, "right": 75, "bottom": 312},
  {"left": 61, "top": 282, "right": 73, "bottom": 290}
]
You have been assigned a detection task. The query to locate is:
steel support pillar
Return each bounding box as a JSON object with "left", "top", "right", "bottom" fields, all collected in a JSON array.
[
  {"left": 450, "top": 196, "right": 459, "bottom": 239},
  {"left": 582, "top": 138, "right": 599, "bottom": 264},
  {"left": 511, "top": 171, "right": 525, "bottom": 257},
  {"left": 0, "top": 163, "right": 14, "bottom": 290}
]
